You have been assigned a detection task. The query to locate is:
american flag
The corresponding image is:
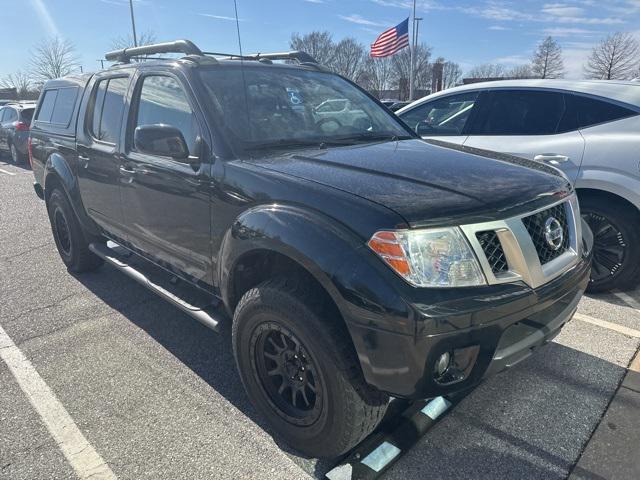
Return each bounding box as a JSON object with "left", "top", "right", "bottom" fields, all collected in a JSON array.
[{"left": 370, "top": 18, "right": 410, "bottom": 58}]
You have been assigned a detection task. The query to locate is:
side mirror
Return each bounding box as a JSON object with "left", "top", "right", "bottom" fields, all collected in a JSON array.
[{"left": 134, "top": 124, "right": 189, "bottom": 159}]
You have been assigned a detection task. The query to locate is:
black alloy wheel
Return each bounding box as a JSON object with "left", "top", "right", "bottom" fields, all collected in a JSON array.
[
  {"left": 251, "top": 323, "right": 323, "bottom": 426},
  {"left": 53, "top": 207, "right": 73, "bottom": 258},
  {"left": 583, "top": 211, "right": 626, "bottom": 284}
]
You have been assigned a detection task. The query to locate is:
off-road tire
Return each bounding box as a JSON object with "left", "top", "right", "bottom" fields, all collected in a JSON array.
[
  {"left": 581, "top": 197, "right": 640, "bottom": 293},
  {"left": 232, "top": 276, "right": 388, "bottom": 458},
  {"left": 47, "top": 189, "right": 104, "bottom": 273}
]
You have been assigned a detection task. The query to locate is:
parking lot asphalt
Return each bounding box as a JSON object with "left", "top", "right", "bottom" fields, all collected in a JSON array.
[{"left": 1, "top": 158, "right": 639, "bottom": 480}]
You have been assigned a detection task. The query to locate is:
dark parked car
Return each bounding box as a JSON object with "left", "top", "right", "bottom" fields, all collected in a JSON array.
[
  {"left": 0, "top": 102, "right": 35, "bottom": 164},
  {"left": 30, "top": 40, "right": 592, "bottom": 458}
]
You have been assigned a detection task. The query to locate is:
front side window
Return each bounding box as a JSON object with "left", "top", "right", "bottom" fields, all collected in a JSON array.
[
  {"left": 20, "top": 108, "right": 35, "bottom": 125},
  {"left": 198, "top": 66, "right": 411, "bottom": 155},
  {"left": 134, "top": 75, "right": 199, "bottom": 156},
  {"left": 91, "top": 77, "right": 128, "bottom": 144},
  {"left": 475, "top": 90, "right": 565, "bottom": 136},
  {"left": 399, "top": 92, "right": 478, "bottom": 135},
  {"left": 36, "top": 90, "right": 58, "bottom": 123}
]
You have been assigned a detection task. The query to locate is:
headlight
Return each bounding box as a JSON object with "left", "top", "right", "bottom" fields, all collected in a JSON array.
[{"left": 367, "top": 227, "right": 486, "bottom": 287}]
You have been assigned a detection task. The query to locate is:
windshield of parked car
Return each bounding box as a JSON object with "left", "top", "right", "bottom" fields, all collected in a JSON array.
[{"left": 198, "top": 65, "right": 412, "bottom": 155}]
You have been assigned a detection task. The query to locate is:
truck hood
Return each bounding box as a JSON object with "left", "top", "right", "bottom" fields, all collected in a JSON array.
[{"left": 244, "top": 139, "right": 572, "bottom": 226}]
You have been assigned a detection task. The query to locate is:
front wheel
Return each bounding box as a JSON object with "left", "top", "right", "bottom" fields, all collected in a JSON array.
[
  {"left": 10, "top": 143, "right": 25, "bottom": 164},
  {"left": 581, "top": 197, "right": 640, "bottom": 292},
  {"left": 232, "top": 277, "right": 388, "bottom": 458}
]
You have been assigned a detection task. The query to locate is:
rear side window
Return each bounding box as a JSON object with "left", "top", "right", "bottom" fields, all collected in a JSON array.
[
  {"left": 474, "top": 90, "right": 565, "bottom": 136},
  {"left": 564, "top": 94, "right": 638, "bottom": 130},
  {"left": 50, "top": 87, "right": 79, "bottom": 125},
  {"left": 91, "top": 77, "right": 128, "bottom": 144},
  {"left": 36, "top": 90, "right": 58, "bottom": 122},
  {"left": 2, "top": 108, "right": 18, "bottom": 123}
]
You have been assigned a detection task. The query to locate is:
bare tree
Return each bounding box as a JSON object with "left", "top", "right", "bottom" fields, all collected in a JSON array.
[
  {"left": 29, "top": 37, "right": 80, "bottom": 85},
  {"left": 110, "top": 31, "right": 157, "bottom": 50},
  {"left": 0, "top": 71, "right": 34, "bottom": 98},
  {"left": 531, "top": 36, "right": 564, "bottom": 78},
  {"left": 466, "top": 63, "right": 506, "bottom": 79},
  {"left": 331, "top": 38, "right": 367, "bottom": 82},
  {"left": 392, "top": 43, "right": 432, "bottom": 96},
  {"left": 359, "top": 57, "right": 394, "bottom": 96},
  {"left": 440, "top": 60, "right": 462, "bottom": 89},
  {"left": 584, "top": 32, "right": 640, "bottom": 80},
  {"left": 507, "top": 64, "right": 535, "bottom": 78},
  {"left": 289, "top": 31, "right": 335, "bottom": 66}
]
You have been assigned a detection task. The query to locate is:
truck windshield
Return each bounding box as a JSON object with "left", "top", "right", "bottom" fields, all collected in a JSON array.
[{"left": 198, "top": 66, "right": 413, "bottom": 155}]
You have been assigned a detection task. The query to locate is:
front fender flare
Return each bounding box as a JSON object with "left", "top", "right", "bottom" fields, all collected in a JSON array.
[{"left": 218, "top": 204, "right": 412, "bottom": 334}]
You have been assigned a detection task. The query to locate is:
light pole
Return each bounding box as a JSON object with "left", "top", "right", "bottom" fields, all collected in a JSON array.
[
  {"left": 129, "top": 0, "right": 138, "bottom": 47},
  {"left": 409, "top": 0, "right": 416, "bottom": 101}
]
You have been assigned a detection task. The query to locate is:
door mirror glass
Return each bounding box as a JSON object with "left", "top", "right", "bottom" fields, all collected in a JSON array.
[{"left": 134, "top": 124, "right": 189, "bottom": 159}]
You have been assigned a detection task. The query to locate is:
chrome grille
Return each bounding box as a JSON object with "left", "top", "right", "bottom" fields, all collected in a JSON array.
[
  {"left": 522, "top": 203, "right": 570, "bottom": 265},
  {"left": 476, "top": 231, "right": 508, "bottom": 274},
  {"left": 460, "top": 196, "right": 581, "bottom": 289}
]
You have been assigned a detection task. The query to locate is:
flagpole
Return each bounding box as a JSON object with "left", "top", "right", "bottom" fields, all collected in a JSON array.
[{"left": 409, "top": 0, "right": 416, "bottom": 101}]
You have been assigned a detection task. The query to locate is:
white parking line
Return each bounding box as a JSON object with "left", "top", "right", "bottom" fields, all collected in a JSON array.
[
  {"left": 573, "top": 312, "right": 640, "bottom": 338},
  {"left": 0, "top": 168, "right": 16, "bottom": 176},
  {"left": 613, "top": 291, "right": 640, "bottom": 311},
  {"left": 0, "top": 324, "right": 117, "bottom": 480}
]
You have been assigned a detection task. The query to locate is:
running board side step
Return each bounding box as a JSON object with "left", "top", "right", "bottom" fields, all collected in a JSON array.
[{"left": 89, "top": 242, "right": 223, "bottom": 333}]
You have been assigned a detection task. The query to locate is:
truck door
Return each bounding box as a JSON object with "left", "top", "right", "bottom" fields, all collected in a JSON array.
[
  {"left": 119, "top": 71, "right": 212, "bottom": 284},
  {"left": 76, "top": 75, "right": 130, "bottom": 240},
  {"left": 463, "top": 89, "right": 585, "bottom": 183}
]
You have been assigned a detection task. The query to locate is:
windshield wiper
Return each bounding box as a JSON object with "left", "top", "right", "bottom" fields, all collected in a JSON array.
[
  {"left": 331, "top": 132, "right": 414, "bottom": 144},
  {"left": 243, "top": 139, "right": 327, "bottom": 152}
]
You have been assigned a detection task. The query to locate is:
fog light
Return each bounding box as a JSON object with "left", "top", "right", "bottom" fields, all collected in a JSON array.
[{"left": 435, "top": 352, "right": 451, "bottom": 377}]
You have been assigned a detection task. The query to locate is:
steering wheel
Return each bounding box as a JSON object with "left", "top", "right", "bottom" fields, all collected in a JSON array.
[
  {"left": 315, "top": 117, "right": 343, "bottom": 132},
  {"left": 415, "top": 120, "right": 436, "bottom": 135}
]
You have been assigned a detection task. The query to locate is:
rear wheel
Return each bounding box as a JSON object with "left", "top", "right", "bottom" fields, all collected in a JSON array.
[
  {"left": 47, "top": 188, "right": 104, "bottom": 272},
  {"left": 9, "top": 143, "right": 24, "bottom": 164},
  {"left": 232, "top": 277, "right": 388, "bottom": 457},
  {"left": 581, "top": 197, "right": 640, "bottom": 292}
]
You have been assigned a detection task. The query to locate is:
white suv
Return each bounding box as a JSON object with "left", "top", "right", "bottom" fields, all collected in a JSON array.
[{"left": 397, "top": 80, "right": 640, "bottom": 292}]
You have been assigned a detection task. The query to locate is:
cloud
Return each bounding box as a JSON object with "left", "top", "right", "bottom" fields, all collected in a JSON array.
[
  {"left": 543, "top": 27, "right": 598, "bottom": 36},
  {"left": 493, "top": 54, "right": 531, "bottom": 65},
  {"left": 488, "top": 25, "right": 510, "bottom": 30},
  {"left": 29, "top": 0, "right": 60, "bottom": 37},
  {"left": 303, "top": 0, "right": 325, "bottom": 3},
  {"left": 541, "top": 3, "right": 585, "bottom": 17},
  {"left": 198, "top": 13, "right": 243, "bottom": 21},
  {"left": 338, "top": 14, "right": 386, "bottom": 27}
]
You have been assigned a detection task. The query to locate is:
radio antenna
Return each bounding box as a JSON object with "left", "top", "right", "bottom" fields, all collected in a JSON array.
[{"left": 233, "top": 0, "right": 252, "bottom": 147}]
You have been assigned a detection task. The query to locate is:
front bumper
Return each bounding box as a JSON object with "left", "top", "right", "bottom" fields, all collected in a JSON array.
[{"left": 347, "top": 253, "right": 591, "bottom": 399}]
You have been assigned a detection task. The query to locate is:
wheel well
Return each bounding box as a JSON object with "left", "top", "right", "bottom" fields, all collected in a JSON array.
[
  {"left": 577, "top": 188, "right": 640, "bottom": 217},
  {"left": 229, "top": 249, "right": 342, "bottom": 321},
  {"left": 44, "top": 174, "right": 64, "bottom": 204}
]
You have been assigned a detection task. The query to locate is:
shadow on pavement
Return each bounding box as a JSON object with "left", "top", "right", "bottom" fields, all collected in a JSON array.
[{"left": 73, "top": 264, "right": 627, "bottom": 480}]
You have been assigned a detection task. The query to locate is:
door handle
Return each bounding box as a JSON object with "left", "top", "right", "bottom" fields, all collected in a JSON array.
[
  {"left": 534, "top": 154, "right": 569, "bottom": 165},
  {"left": 78, "top": 155, "right": 90, "bottom": 168},
  {"left": 119, "top": 166, "right": 136, "bottom": 175}
]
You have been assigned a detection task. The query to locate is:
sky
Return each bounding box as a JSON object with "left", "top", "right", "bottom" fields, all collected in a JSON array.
[{"left": 1, "top": 0, "right": 639, "bottom": 79}]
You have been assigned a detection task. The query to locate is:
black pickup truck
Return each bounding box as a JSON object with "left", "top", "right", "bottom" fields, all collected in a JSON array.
[{"left": 30, "top": 40, "right": 593, "bottom": 458}]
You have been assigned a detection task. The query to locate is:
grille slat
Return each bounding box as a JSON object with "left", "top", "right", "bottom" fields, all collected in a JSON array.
[
  {"left": 476, "top": 231, "right": 509, "bottom": 274},
  {"left": 522, "top": 203, "right": 570, "bottom": 265}
]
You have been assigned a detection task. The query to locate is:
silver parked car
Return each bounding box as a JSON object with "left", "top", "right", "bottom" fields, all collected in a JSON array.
[
  {"left": 397, "top": 80, "right": 640, "bottom": 292},
  {"left": 0, "top": 102, "right": 36, "bottom": 164}
]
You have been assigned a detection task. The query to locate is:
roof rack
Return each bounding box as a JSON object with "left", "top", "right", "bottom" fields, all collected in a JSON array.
[
  {"left": 104, "top": 40, "right": 324, "bottom": 70},
  {"left": 204, "top": 50, "right": 318, "bottom": 65},
  {"left": 105, "top": 39, "right": 203, "bottom": 63}
]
